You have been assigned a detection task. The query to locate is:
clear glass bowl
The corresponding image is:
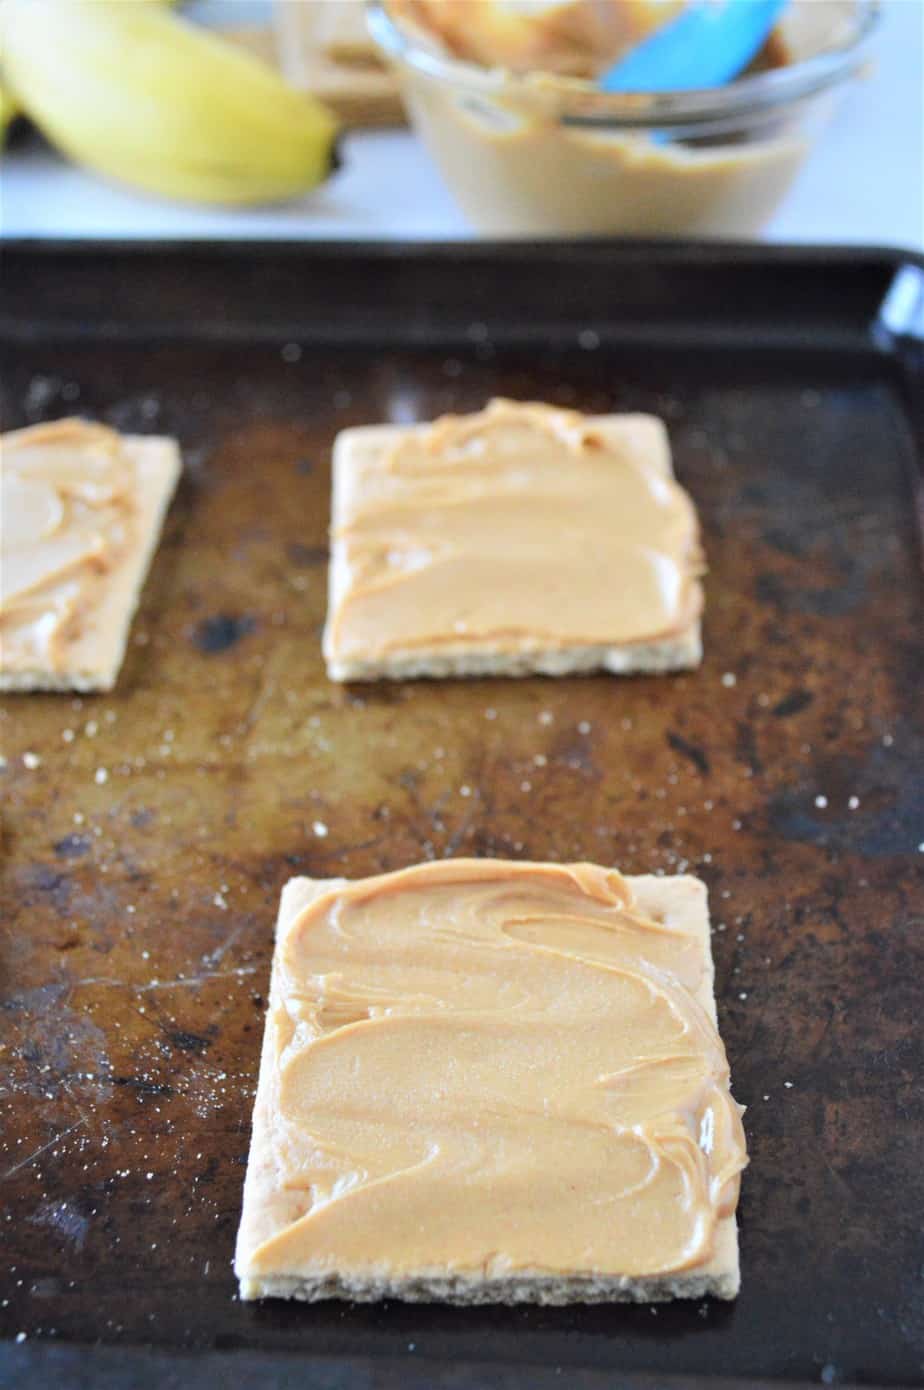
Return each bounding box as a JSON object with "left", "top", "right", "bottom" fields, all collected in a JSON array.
[{"left": 368, "top": 0, "right": 879, "bottom": 237}]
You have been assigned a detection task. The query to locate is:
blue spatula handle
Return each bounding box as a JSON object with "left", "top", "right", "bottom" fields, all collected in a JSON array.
[{"left": 600, "top": 0, "right": 788, "bottom": 93}]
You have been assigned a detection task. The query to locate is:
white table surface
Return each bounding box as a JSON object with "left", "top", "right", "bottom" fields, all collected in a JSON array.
[{"left": 1, "top": 0, "right": 922, "bottom": 249}]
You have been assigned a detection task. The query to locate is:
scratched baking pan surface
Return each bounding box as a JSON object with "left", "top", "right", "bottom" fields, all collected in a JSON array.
[{"left": 1, "top": 243, "right": 922, "bottom": 1390}]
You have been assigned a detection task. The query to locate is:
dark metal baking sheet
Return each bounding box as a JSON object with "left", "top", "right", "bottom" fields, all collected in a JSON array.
[{"left": 1, "top": 241, "right": 922, "bottom": 1389}]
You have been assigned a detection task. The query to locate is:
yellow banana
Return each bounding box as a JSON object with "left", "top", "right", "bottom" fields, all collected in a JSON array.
[
  {"left": 0, "top": 79, "right": 19, "bottom": 144},
  {"left": 0, "top": 0, "right": 339, "bottom": 205}
]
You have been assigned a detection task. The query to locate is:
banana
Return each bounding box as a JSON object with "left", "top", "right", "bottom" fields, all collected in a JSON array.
[
  {"left": 0, "top": 0, "right": 340, "bottom": 205},
  {"left": 0, "top": 79, "right": 19, "bottom": 145}
]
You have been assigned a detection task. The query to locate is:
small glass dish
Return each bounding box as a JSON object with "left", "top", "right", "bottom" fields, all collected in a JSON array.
[{"left": 368, "top": 0, "right": 879, "bottom": 237}]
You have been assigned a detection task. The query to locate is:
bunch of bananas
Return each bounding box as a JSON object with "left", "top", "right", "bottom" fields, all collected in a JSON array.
[{"left": 0, "top": 0, "right": 340, "bottom": 204}]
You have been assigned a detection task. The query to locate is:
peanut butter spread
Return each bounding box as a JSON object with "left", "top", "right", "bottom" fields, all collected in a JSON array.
[
  {"left": 1, "top": 420, "right": 140, "bottom": 674},
  {"left": 388, "top": 0, "right": 685, "bottom": 78},
  {"left": 379, "top": 3, "right": 823, "bottom": 238},
  {"left": 243, "top": 860, "right": 747, "bottom": 1283},
  {"left": 326, "top": 399, "right": 703, "bottom": 665}
]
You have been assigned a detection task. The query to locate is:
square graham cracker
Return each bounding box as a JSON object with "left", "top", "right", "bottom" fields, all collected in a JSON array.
[
  {"left": 322, "top": 404, "right": 704, "bottom": 682},
  {"left": 236, "top": 860, "right": 746, "bottom": 1305},
  {"left": 1, "top": 423, "right": 180, "bottom": 693}
]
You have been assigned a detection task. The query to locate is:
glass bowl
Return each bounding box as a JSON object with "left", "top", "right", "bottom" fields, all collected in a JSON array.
[{"left": 368, "top": 0, "right": 879, "bottom": 237}]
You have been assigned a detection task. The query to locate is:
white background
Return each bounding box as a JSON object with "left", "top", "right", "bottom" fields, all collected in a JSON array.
[{"left": 1, "top": 0, "right": 922, "bottom": 249}]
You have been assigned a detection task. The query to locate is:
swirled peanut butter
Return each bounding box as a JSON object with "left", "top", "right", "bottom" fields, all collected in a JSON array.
[
  {"left": 1, "top": 420, "right": 137, "bottom": 671},
  {"left": 1, "top": 419, "right": 180, "bottom": 689},
  {"left": 388, "top": 0, "right": 686, "bottom": 77},
  {"left": 237, "top": 860, "right": 747, "bottom": 1295},
  {"left": 324, "top": 399, "right": 703, "bottom": 672}
]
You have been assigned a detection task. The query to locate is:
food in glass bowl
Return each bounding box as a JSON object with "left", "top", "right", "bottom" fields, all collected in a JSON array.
[{"left": 369, "top": 0, "right": 878, "bottom": 237}]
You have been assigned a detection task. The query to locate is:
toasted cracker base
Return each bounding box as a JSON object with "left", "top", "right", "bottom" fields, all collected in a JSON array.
[
  {"left": 0, "top": 434, "right": 181, "bottom": 694},
  {"left": 325, "top": 626, "right": 702, "bottom": 682},
  {"left": 235, "top": 871, "right": 740, "bottom": 1306},
  {"left": 241, "top": 1255, "right": 739, "bottom": 1305}
]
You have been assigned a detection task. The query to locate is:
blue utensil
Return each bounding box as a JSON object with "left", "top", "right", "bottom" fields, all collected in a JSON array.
[{"left": 600, "top": 0, "right": 788, "bottom": 92}]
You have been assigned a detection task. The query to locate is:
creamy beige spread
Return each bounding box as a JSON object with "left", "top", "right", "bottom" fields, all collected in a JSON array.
[
  {"left": 380, "top": 2, "right": 836, "bottom": 238},
  {"left": 326, "top": 399, "right": 703, "bottom": 664},
  {"left": 388, "top": 0, "right": 686, "bottom": 78},
  {"left": 0, "top": 420, "right": 138, "bottom": 673},
  {"left": 246, "top": 860, "right": 747, "bottom": 1281}
]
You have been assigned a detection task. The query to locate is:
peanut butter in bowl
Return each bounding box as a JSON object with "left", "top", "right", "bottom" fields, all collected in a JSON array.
[{"left": 369, "top": 0, "right": 878, "bottom": 237}]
